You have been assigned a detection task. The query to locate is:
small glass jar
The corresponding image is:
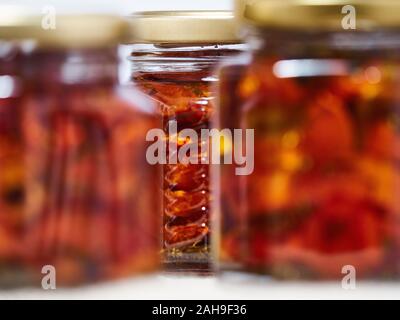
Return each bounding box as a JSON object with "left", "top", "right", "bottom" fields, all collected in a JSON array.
[
  {"left": 218, "top": 0, "right": 400, "bottom": 279},
  {"left": 0, "top": 13, "right": 160, "bottom": 286},
  {"left": 0, "top": 37, "right": 25, "bottom": 287},
  {"left": 129, "top": 11, "right": 244, "bottom": 273}
]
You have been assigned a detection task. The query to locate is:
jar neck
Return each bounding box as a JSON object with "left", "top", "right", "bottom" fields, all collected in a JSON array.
[
  {"left": 245, "top": 27, "right": 400, "bottom": 58},
  {"left": 130, "top": 43, "right": 244, "bottom": 75},
  {"left": 23, "top": 47, "right": 119, "bottom": 86}
]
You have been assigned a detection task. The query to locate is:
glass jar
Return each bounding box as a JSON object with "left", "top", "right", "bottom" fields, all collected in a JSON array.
[
  {"left": 129, "top": 11, "right": 244, "bottom": 273},
  {"left": 0, "top": 38, "right": 25, "bottom": 286},
  {"left": 218, "top": 0, "right": 400, "bottom": 279},
  {"left": 0, "top": 13, "right": 160, "bottom": 286}
]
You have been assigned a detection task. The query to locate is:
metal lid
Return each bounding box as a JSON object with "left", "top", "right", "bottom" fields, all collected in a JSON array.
[
  {"left": 236, "top": 0, "right": 400, "bottom": 31},
  {"left": 0, "top": 6, "right": 128, "bottom": 49},
  {"left": 127, "top": 11, "right": 240, "bottom": 44}
]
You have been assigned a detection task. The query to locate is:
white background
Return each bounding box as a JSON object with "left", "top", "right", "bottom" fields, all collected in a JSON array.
[
  {"left": 0, "top": 0, "right": 233, "bottom": 13},
  {"left": 1, "top": 0, "right": 400, "bottom": 300},
  {"left": 1, "top": 273, "right": 400, "bottom": 300}
]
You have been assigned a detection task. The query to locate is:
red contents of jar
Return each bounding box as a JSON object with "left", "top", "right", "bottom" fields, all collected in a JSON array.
[
  {"left": 0, "top": 48, "right": 160, "bottom": 286},
  {"left": 219, "top": 52, "right": 400, "bottom": 279},
  {"left": 132, "top": 46, "right": 242, "bottom": 271},
  {"left": 134, "top": 67, "right": 213, "bottom": 265}
]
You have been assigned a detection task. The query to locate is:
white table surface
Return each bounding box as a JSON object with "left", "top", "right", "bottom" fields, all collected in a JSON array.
[{"left": 0, "top": 273, "right": 399, "bottom": 300}]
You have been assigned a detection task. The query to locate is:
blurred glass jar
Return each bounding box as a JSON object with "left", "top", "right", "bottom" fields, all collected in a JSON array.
[
  {"left": 218, "top": 0, "right": 400, "bottom": 279},
  {"left": 0, "top": 10, "right": 160, "bottom": 286},
  {"left": 128, "top": 11, "right": 244, "bottom": 273}
]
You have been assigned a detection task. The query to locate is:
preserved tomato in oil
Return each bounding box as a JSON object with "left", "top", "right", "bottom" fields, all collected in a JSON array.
[
  {"left": 133, "top": 46, "right": 242, "bottom": 272},
  {"left": 219, "top": 40, "right": 400, "bottom": 279},
  {"left": 0, "top": 43, "right": 159, "bottom": 286}
]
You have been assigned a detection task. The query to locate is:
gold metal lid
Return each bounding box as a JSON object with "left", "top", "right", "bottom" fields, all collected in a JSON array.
[
  {"left": 0, "top": 6, "right": 128, "bottom": 49},
  {"left": 127, "top": 11, "right": 240, "bottom": 44},
  {"left": 237, "top": 0, "right": 400, "bottom": 31}
]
